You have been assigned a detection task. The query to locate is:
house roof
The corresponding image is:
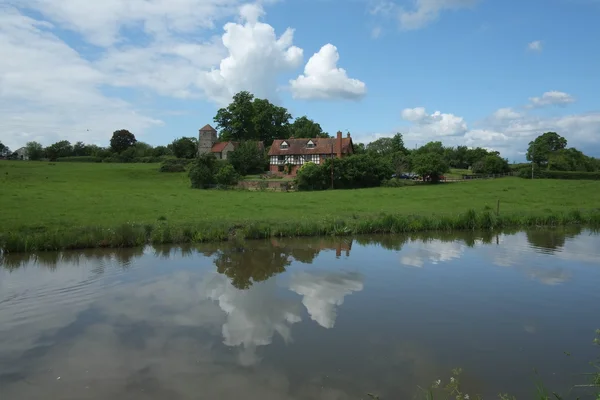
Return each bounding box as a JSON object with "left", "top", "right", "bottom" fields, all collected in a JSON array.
[
  {"left": 211, "top": 141, "right": 236, "bottom": 153},
  {"left": 268, "top": 138, "right": 353, "bottom": 156},
  {"left": 211, "top": 141, "right": 265, "bottom": 154},
  {"left": 200, "top": 124, "right": 217, "bottom": 132}
]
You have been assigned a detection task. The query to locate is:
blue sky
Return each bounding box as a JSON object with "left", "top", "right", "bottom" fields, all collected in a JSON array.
[{"left": 1, "top": 0, "right": 599, "bottom": 161}]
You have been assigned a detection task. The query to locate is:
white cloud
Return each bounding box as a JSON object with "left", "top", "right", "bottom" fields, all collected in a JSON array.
[
  {"left": 290, "top": 44, "right": 367, "bottom": 101},
  {"left": 400, "top": 107, "right": 468, "bottom": 136},
  {"left": 0, "top": 9, "right": 161, "bottom": 149},
  {"left": 12, "top": 0, "right": 248, "bottom": 47},
  {"left": 493, "top": 108, "right": 522, "bottom": 120},
  {"left": 398, "top": 0, "right": 478, "bottom": 30},
  {"left": 528, "top": 40, "right": 543, "bottom": 52},
  {"left": 199, "top": 4, "right": 304, "bottom": 105},
  {"left": 289, "top": 272, "right": 364, "bottom": 329},
  {"left": 529, "top": 91, "right": 575, "bottom": 107}
]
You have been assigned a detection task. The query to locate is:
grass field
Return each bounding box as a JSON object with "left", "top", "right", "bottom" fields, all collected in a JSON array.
[{"left": 2, "top": 161, "right": 600, "bottom": 252}]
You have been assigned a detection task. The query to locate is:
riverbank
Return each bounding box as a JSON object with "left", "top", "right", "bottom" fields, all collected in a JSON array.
[
  {"left": 2, "top": 208, "right": 600, "bottom": 253},
  {"left": 2, "top": 161, "right": 600, "bottom": 252}
]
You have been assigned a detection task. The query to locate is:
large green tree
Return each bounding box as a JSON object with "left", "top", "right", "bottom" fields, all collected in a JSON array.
[
  {"left": 366, "top": 133, "right": 407, "bottom": 156},
  {"left": 110, "top": 129, "right": 137, "bottom": 153},
  {"left": 45, "top": 140, "right": 73, "bottom": 160},
  {"left": 170, "top": 137, "right": 198, "bottom": 159},
  {"left": 411, "top": 152, "right": 449, "bottom": 182},
  {"left": 214, "top": 91, "right": 292, "bottom": 146},
  {"left": 289, "top": 116, "right": 330, "bottom": 138},
  {"left": 228, "top": 141, "right": 265, "bottom": 175},
  {"left": 526, "top": 132, "right": 568, "bottom": 167},
  {"left": 25, "top": 141, "right": 45, "bottom": 160}
]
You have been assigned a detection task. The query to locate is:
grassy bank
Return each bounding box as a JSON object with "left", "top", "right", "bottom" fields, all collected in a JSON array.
[{"left": 2, "top": 161, "right": 600, "bottom": 252}]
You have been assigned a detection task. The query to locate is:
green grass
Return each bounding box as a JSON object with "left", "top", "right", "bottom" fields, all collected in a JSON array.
[
  {"left": 446, "top": 168, "right": 474, "bottom": 179},
  {"left": 2, "top": 161, "right": 600, "bottom": 252}
]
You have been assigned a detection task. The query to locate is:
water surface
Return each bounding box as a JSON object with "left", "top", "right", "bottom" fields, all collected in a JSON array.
[{"left": 1, "top": 229, "right": 599, "bottom": 399}]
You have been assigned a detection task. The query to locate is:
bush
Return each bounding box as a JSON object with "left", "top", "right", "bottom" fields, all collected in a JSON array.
[
  {"left": 159, "top": 158, "right": 191, "bottom": 173},
  {"left": 518, "top": 167, "right": 600, "bottom": 180},
  {"left": 228, "top": 141, "right": 265, "bottom": 176},
  {"left": 189, "top": 154, "right": 219, "bottom": 189},
  {"left": 544, "top": 171, "right": 600, "bottom": 180},
  {"left": 296, "top": 162, "right": 328, "bottom": 191},
  {"left": 56, "top": 156, "right": 103, "bottom": 163},
  {"left": 215, "top": 164, "right": 240, "bottom": 186}
]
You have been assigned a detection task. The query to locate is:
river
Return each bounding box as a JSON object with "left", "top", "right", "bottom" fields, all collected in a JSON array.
[{"left": 1, "top": 229, "right": 599, "bottom": 399}]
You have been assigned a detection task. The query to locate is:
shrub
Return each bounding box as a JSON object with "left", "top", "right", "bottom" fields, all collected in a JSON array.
[
  {"left": 519, "top": 168, "right": 600, "bottom": 180},
  {"left": 189, "top": 154, "right": 219, "bottom": 189},
  {"left": 228, "top": 141, "right": 265, "bottom": 175},
  {"left": 215, "top": 164, "right": 240, "bottom": 186},
  {"left": 296, "top": 162, "right": 328, "bottom": 191},
  {"left": 159, "top": 158, "right": 191, "bottom": 172}
]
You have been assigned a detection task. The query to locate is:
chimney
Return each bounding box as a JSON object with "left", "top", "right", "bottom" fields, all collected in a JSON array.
[
  {"left": 347, "top": 132, "right": 351, "bottom": 138},
  {"left": 336, "top": 131, "right": 342, "bottom": 158}
]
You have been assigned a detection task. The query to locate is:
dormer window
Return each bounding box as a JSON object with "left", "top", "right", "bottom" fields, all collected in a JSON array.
[
  {"left": 306, "top": 140, "right": 315, "bottom": 149},
  {"left": 280, "top": 141, "right": 289, "bottom": 149}
]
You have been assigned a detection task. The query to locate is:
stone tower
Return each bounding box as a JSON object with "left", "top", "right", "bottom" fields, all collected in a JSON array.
[{"left": 198, "top": 124, "right": 217, "bottom": 156}]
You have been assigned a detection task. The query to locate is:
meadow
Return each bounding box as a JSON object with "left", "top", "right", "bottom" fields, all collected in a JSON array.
[{"left": 2, "top": 161, "right": 600, "bottom": 252}]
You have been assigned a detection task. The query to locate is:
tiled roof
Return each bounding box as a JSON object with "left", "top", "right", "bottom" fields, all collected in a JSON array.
[
  {"left": 211, "top": 142, "right": 235, "bottom": 153},
  {"left": 268, "top": 138, "right": 353, "bottom": 156},
  {"left": 200, "top": 124, "right": 217, "bottom": 132}
]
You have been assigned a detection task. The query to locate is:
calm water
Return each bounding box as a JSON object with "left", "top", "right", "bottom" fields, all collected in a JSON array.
[{"left": 1, "top": 229, "right": 599, "bottom": 399}]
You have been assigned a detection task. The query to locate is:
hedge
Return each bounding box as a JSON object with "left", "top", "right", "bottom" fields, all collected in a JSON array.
[
  {"left": 56, "top": 156, "right": 103, "bottom": 163},
  {"left": 518, "top": 168, "right": 600, "bottom": 180}
]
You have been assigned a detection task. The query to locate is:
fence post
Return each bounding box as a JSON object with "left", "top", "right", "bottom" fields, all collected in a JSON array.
[{"left": 496, "top": 199, "right": 500, "bottom": 216}]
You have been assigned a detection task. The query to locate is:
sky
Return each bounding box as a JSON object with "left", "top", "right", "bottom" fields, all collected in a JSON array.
[{"left": 1, "top": 0, "right": 599, "bottom": 162}]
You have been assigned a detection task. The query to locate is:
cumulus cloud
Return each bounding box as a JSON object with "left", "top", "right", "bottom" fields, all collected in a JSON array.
[
  {"left": 493, "top": 108, "right": 522, "bottom": 120},
  {"left": 290, "top": 44, "right": 367, "bottom": 101},
  {"left": 199, "top": 4, "right": 304, "bottom": 105},
  {"left": 529, "top": 91, "right": 575, "bottom": 107},
  {"left": 400, "top": 107, "right": 468, "bottom": 136},
  {"left": 398, "top": 0, "right": 478, "bottom": 30},
  {"left": 289, "top": 272, "right": 364, "bottom": 329},
  {"left": 11, "top": 0, "right": 247, "bottom": 47},
  {"left": 0, "top": 9, "right": 161, "bottom": 150},
  {"left": 528, "top": 40, "right": 543, "bottom": 52}
]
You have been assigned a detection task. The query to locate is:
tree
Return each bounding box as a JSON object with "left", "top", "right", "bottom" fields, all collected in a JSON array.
[
  {"left": 72, "top": 141, "right": 89, "bottom": 156},
  {"left": 411, "top": 152, "right": 449, "bottom": 182},
  {"left": 215, "top": 164, "right": 240, "bottom": 186},
  {"left": 414, "top": 141, "right": 444, "bottom": 156},
  {"left": 228, "top": 141, "right": 265, "bottom": 175},
  {"left": 0, "top": 141, "right": 11, "bottom": 157},
  {"left": 134, "top": 142, "right": 154, "bottom": 158},
  {"left": 25, "top": 141, "right": 44, "bottom": 160},
  {"left": 45, "top": 140, "right": 73, "bottom": 160},
  {"left": 110, "top": 129, "right": 137, "bottom": 153},
  {"left": 526, "top": 132, "right": 568, "bottom": 167},
  {"left": 465, "top": 147, "right": 490, "bottom": 169},
  {"left": 472, "top": 154, "right": 510, "bottom": 174},
  {"left": 152, "top": 145, "right": 170, "bottom": 157},
  {"left": 214, "top": 91, "right": 292, "bottom": 146},
  {"left": 289, "top": 116, "right": 329, "bottom": 138},
  {"left": 170, "top": 137, "right": 198, "bottom": 159},
  {"left": 189, "top": 154, "right": 219, "bottom": 189},
  {"left": 366, "top": 133, "right": 407, "bottom": 156},
  {"left": 214, "top": 91, "right": 256, "bottom": 142}
]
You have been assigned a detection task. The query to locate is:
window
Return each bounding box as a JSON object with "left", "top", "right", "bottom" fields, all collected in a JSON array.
[
  {"left": 278, "top": 165, "right": 285, "bottom": 172},
  {"left": 278, "top": 155, "right": 285, "bottom": 162},
  {"left": 306, "top": 140, "right": 315, "bottom": 148},
  {"left": 280, "top": 141, "right": 289, "bottom": 149}
]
